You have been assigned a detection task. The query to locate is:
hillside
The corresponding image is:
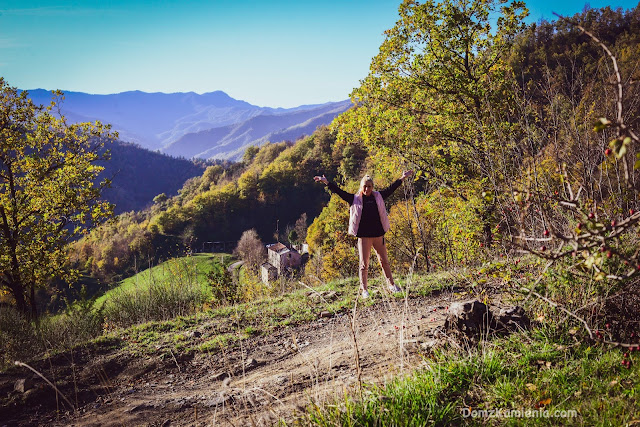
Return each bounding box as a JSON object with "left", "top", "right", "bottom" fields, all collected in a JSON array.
[
  {"left": 0, "top": 280, "right": 456, "bottom": 426},
  {"left": 2, "top": 265, "right": 639, "bottom": 425},
  {"left": 99, "top": 141, "right": 208, "bottom": 214}
]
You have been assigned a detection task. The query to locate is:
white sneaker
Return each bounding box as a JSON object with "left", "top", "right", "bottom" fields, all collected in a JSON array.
[
  {"left": 388, "top": 284, "right": 402, "bottom": 293},
  {"left": 361, "top": 289, "right": 369, "bottom": 299}
]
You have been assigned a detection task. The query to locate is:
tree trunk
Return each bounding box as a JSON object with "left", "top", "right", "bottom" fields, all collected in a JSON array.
[
  {"left": 6, "top": 279, "right": 28, "bottom": 317},
  {"left": 29, "top": 283, "right": 38, "bottom": 319}
]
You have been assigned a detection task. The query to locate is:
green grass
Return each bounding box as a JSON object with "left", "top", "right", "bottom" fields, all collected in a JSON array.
[
  {"left": 295, "top": 327, "right": 640, "bottom": 425},
  {"left": 92, "top": 273, "right": 437, "bottom": 357},
  {"left": 95, "top": 252, "right": 231, "bottom": 307}
]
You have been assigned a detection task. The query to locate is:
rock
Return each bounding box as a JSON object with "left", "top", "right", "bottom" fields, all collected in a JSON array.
[
  {"left": 245, "top": 358, "right": 257, "bottom": 369},
  {"left": 494, "top": 306, "right": 530, "bottom": 333},
  {"left": 324, "top": 291, "right": 338, "bottom": 301},
  {"left": 443, "top": 300, "right": 530, "bottom": 342},
  {"left": 275, "top": 376, "right": 289, "bottom": 385},
  {"left": 126, "top": 403, "right": 152, "bottom": 413},
  {"left": 14, "top": 378, "right": 34, "bottom": 393},
  {"left": 211, "top": 372, "right": 229, "bottom": 381},
  {"left": 420, "top": 338, "right": 441, "bottom": 350},
  {"left": 203, "top": 392, "right": 231, "bottom": 408},
  {"left": 445, "top": 300, "right": 494, "bottom": 338}
]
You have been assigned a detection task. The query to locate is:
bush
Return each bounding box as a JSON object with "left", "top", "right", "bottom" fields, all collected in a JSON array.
[
  {"left": 208, "top": 264, "right": 237, "bottom": 305},
  {"left": 0, "top": 305, "right": 41, "bottom": 369},
  {"left": 38, "top": 287, "right": 106, "bottom": 350}
]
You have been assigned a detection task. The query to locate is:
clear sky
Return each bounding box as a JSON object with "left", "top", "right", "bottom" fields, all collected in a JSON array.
[{"left": 0, "top": 0, "right": 638, "bottom": 108}]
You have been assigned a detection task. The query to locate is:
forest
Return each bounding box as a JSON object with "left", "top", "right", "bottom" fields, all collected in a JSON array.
[{"left": 1, "top": 0, "right": 640, "bottom": 424}]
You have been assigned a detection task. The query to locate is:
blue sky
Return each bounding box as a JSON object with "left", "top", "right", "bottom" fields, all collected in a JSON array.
[{"left": 0, "top": 1, "right": 637, "bottom": 108}]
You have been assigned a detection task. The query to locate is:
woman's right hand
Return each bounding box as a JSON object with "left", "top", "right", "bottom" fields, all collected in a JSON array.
[{"left": 314, "top": 175, "right": 328, "bottom": 185}]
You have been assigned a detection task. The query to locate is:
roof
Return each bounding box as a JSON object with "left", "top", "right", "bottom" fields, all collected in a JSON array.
[{"left": 268, "top": 242, "right": 288, "bottom": 253}]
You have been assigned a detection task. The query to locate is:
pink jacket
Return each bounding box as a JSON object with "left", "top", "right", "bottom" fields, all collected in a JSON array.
[{"left": 348, "top": 191, "right": 390, "bottom": 236}]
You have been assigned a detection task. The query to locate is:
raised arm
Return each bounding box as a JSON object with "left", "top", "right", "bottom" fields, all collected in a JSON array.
[
  {"left": 379, "top": 170, "right": 413, "bottom": 199},
  {"left": 314, "top": 174, "right": 354, "bottom": 205}
]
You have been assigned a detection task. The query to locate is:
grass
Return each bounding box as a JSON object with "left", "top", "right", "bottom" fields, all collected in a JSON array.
[
  {"left": 295, "top": 327, "right": 640, "bottom": 426},
  {"left": 95, "top": 252, "right": 231, "bottom": 307},
  {"left": 88, "top": 272, "right": 445, "bottom": 358},
  {"left": 4, "top": 255, "right": 639, "bottom": 425}
]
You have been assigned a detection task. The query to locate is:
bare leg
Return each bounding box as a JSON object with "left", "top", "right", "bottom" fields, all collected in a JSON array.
[
  {"left": 372, "top": 236, "right": 394, "bottom": 286},
  {"left": 357, "top": 237, "right": 374, "bottom": 291}
]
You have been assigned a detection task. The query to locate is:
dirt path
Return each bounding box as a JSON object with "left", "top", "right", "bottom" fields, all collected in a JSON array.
[{"left": 2, "top": 291, "right": 459, "bottom": 426}]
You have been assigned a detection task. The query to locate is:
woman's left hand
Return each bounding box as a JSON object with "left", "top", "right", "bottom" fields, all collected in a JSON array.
[{"left": 401, "top": 170, "right": 413, "bottom": 180}]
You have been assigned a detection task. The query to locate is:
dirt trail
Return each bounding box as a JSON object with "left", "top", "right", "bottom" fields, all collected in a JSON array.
[{"left": 1, "top": 291, "right": 459, "bottom": 426}]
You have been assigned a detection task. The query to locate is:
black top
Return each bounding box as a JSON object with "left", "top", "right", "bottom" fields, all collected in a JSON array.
[{"left": 327, "top": 179, "right": 402, "bottom": 238}]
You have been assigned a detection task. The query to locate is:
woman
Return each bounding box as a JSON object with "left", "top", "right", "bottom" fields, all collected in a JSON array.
[{"left": 314, "top": 170, "right": 413, "bottom": 298}]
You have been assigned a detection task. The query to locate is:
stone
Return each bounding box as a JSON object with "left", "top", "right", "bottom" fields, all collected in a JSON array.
[
  {"left": 211, "top": 372, "right": 229, "bottom": 381},
  {"left": 245, "top": 358, "right": 258, "bottom": 369},
  {"left": 324, "top": 291, "right": 338, "bottom": 301},
  {"left": 420, "top": 338, "right": 441, "bottom": 350},
  {"left": 14, "top": 378, "right": 34, "bottom": 393},
  {"left": 203, "top": 392, "right": 231, "bottom": 408},
  {"left": 494, "top": 306, "right": 530, "bottom": 333},
  {"left": 445, "top": 300, "right": 494, "bottom": 338}
]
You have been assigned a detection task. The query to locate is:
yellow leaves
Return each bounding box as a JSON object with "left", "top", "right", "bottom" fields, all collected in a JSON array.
[
  {"left": 594, "top": 271, "right": 606, "bottom": 281},
  {"left": 608, "top": 136, "right": 631, "bottom": 159},
  {"left": 593, "top": 117, "right": 611, "bottom": 132},
  {"left": 525, "top": 383, "right": 537, "bottom": 391}
]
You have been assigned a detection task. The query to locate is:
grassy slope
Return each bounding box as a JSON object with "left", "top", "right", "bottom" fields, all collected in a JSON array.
[
  {"left": 90, "top": 261, "right": 640, "bottom": 425},
  {"left": 95, "top": 253, "right": 232, "bottom": 307},
  {"left": 7, "top": 258, "right": 639, "bottom": 425}
]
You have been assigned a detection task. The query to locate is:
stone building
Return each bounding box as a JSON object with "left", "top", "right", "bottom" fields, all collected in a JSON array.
[{"left": 260, "top": 242, "right": 302, "bottom": 285}]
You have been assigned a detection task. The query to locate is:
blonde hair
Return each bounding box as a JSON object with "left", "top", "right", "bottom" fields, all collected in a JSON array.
[{"left": 358, "top": 175, "right": 374, "bottom": 195}]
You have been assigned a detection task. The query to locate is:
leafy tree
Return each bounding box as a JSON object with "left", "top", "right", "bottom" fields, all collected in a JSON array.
[
  {"left": 0, "top": 80, "right": 115, "bottom": 317},
  {"left": 334, "top": 0, "right": 528, "bottom": 244},
  {"left": 153, "top": 193, "right": 168, "bottom": 205},
  {"left": 294, "top": 212, "right": 308, "bottom": 244},
  {"left": 287, "top": 229, "right": 299, "bottom": 246}
]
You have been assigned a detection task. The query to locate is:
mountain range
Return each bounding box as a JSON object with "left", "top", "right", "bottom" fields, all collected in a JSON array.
[{"left": 24, "top": 89, "right": 351, "bottom": 161}]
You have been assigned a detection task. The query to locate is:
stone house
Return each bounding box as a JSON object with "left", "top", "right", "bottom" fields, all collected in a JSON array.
[{"left": 260, "top": 242, "right": 302, "bottom": 285}]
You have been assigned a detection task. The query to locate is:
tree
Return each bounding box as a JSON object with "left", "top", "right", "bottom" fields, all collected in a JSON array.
[
  {"left": 294, "top": 212, "right": 308, "bottom": 244},
  {"left": 333, "top": 0, "right": 528, "bottom": 245},
  {"left": 0, "top": 80, "right": 116, "bottom": 317},
  {"left": 234, "top": 229, "right": 266, "bottom": 273}
]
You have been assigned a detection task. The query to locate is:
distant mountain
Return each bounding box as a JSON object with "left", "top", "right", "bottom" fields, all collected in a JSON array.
[
  {"left": 98, "top": 141, "right": 207, "bottom": 214},
  {"left": 23, "top": 89, "right": 351, "bottom": 159},
  {"left": 163, "top": 100, "right": 351, "bottom": 161}
]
